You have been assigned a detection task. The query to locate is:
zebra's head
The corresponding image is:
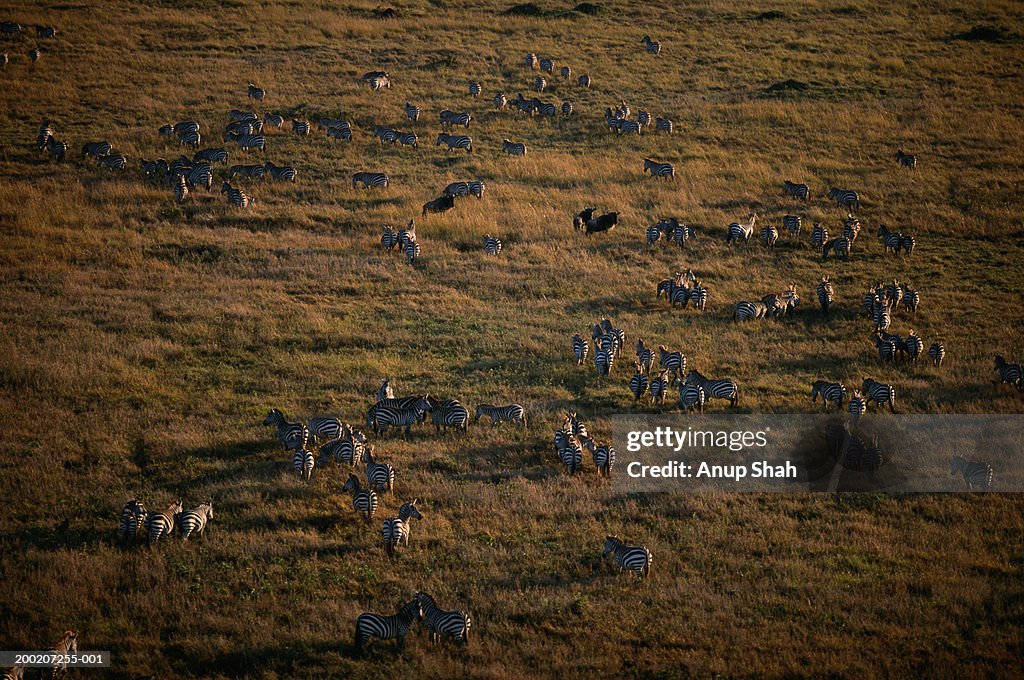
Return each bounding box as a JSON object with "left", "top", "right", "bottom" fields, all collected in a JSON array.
[
  {"left": 602, "top": 536, "right": 621, "bottom": 556},
  {"left": 413, "top": 591, "right": 436, "bottom": 614},
  {"left": 342, "top": 474, "right": 359, "bottom": 493},
  {"left": 994, "top": 354, "right": 1006, "bottom": 369},
  {"left": 204, "top": 501, "right": 214, "bottom": 520},
  {"left": 401, "top": 598, "right": 424, "bottom": 623},
  {"left": 950, "top": 454, "right": 965, "bottom": 474},
  {"left": 400, "top": 499, "right": 422, "bottom": 521}
]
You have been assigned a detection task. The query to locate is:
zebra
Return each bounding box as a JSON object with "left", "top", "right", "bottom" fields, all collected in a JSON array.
[
  {"left": 224, "top": 131, "right": 264, "bottom": 152},
  {"left": 144, "top": 499, "right": 183, "bottom": 544},
  {"left": 118, "top": 499, "right": 147, "bottom": 545},
  {"left": 561, "top": 100, "right": 574, "bottom": 117},
  {"left": 895, "top": 148, "right": 917, "bottom": 170},
  {"left": 395, "top": 131, "right": 418, "bottom": 148},
  {"left": 494, "top": 93, "right": 507, "bottom": 109},
  {"left": 176, "top": 129, "right": 201, "bottom": 148},
  {"left": 247, "top": 84, "right": 266, "bottom": 100},
  {"left": 430, "top": 398, "right": 470, "bottom": 434},
  {"left": 444, "top": 181, "right": 485, "bottom": 199},
  {"left": 848, "top": 391, "right": 867, "bottom": 420},
  {"left": 371, "top": 404, "right": 424, "bottom": 438},
  {"left": 539, "top": 57, "right": 554, "bottom": 73},
  {"left": 81, "top": 141, "right": 112, "bottom": 160},
  {"left": 99, "top": 154, "right": 128, "bottom": 172},
  {"left": 783, "top": 180, "right": 809, "bottom": 200},
  {"left": 559, "top": 435, "right": 584, "bottom": 475},
  {"left": 534, "top": 76, "right": 548, "bottom": 92},
  {"left": 49, "top": 630, "right": 78, "bottom": 679},
  {"left": 649, "top": 370, "right": 669, "bottom": 405},
  {"left": 36, "top": 120, "right": 53, "bottom": 151},
  {"left": 308, "top": 415, "right": 344, "bottom": 443},
  {"left": 906, "top": 330, "right": 923, "bottom": 362},
  {"left": 482, "top": 234, "right": 502, "bottom": 255},
  {"left": 726, "top": 213, "right": 757, "bottom": 245},
  {"left": 579, "top": 440, "right": 615, "bottom": 478},
  {"left": 177, "top": 502, "right": 213, "bottom": 540},
  {"left": 292, "top": 448, "right": 315, "bottom": 480},
  {"left": 368, "top": 75, "right": 390, "bottom": 90},
  {"left": 46, "top": 137, "right": 68, "bottom": 161},
  {"left": 636, "top": 338, "right": 654, "bottom": 374},
  {"left": 263, "top": 112, "right": 284, "bottom": 129},
  {"left": 572, "top": 334, "right": 589, "bottom": 366},
  {"left": 862, "top": 378, "right": 896, "bottom": 412},
  {"left": 690, "top": 280, "right": 708, "bottom": 311},
  {"left": 354, "top": 599, "right": 422, "bottom": 653},
  {"left": 951, "top": 455, "right": 993, "bottom": 491},
  {"left": 684, "top": 369, "right": 738, "bottom": 408},
  {"left": 877, "top": 224, "right": 903, "bottom": 255},
  {"left": 229, "top": 109, "right": 257, "bottom": 123},
  {"left": 646, "top": 224, "right": 663, "bottom": 247},
  {"left": 811, "top": 380, "right": 846, "bottom": 411},
  {"left": 377, "top": 378, "right": 394, "bottom": 403},
  {"left": 762, "top": 225, "right": 779, "bottom": 249},
  {"left": 475, "top": 404, "right": 526, "bottom": 427},
  {"left": 822, "top": 236, "right": 851, "bottom": 260},
  {"left": 629, "top": 363, "right": 649, "bottom": 402},
  {"left": 28, "top": 47, "right": 41, "bottom": 62},
  {"left": 641, "top": 35, "right": 661, "bottom": 54},
  {"left": 901, "top": 286, "right": 920, "bottom": 314},
  {"left": 436, "top": 133, "right": 472, "bottom": 153},
  {"left": 929, "top": 342, "right": 945, "bottom": 368},
  {"left": 502, "top": 139, "right": 527, "bottom": 156},
  {"left": 264, "top": 161, "right": 296, "bottom": 182},
  {"left": 352, "top": 172, "right": 389, "bottom": 189},
  {"left": 901, "top": 233, "right": 916, "bottom": 256},
  {"left": 594, "top": 347, "right": 613, "bottom": 376},
  {"left": 220, "top": 181, "right": 251, "bottom": 208},
  {"left": 319, "top": 433, "right": 362, "bottom": 467},
  {"left": 828, "top": 187, "right": 860, "bottom": 211},
  {"left": 536, "top": 101, "right": 557, "bottom": 117},
  {"left": 657, "top": 346, "right": 685, "bottom": 384},
  {"left": 383, "top": 499, "right": 422, "bottom": 557},
  {"left": 373, "top": 125, "right": 399, "bottom": 144},
  {"left": 230, "top": 164, "right": 266, "bottom": 180},
  {"left": 843, "top": 214, "right": 861, "bottom": 243},
  {"left": 326, "top": 123, "right": 352, "bottom": 142},
  {"left": 643, "top": 158, "right": 674, "bottom": 179},
  {"left": 668, "top": 221, "right": 696, "bottom": 246},
  {"left": 655, "top": 117, "right": 674, "bottom": 134},
  {"left": 783, "top": 215, "right": 802, "bottom": 238},
  {"left": 416, "top": 592, "right": 472, "bottom": 645},
  {"left": 733, "top": 300, "right": 770, "bottom": 321},
  {"left": 670, "top": 285, "right": 692, "bottom": 309},
  {"left": 874, "top": 333, "right": 897, "bottom": 363},
  {"left": 564, "top": 412, "right": 589, "bottom": 440},
  {"left": 994, "top": 354, "right": 1023, "bottom": 392},
  {"left": 874, "top": 304, "right": 891, "bottom": 333},
  {"left": 342, "top": 473, "right": 379, "bottom": 523},
  {"left": 37, "top": 25, "right": 56, "bottom": 38},
  {"left": 578, "top": 74, "right": 591, "bottom": 87},
  {"left": 405, "top": 239, "right": 421, "bottom": 264},
  {"left": 617, "top": 120, "right": 642, "bottom": 135},
  {"left": 468, "top": 82, "right": 481, "bottom": 97},
  {"left": 288, "top": 119, "right": 310, "bottom": 136},
  {"left": 525, "top": 52, "right": 539, "bottom": 69},
  {"left": 817, "top": 275, "right": 834, "bottom": 313},
  {"left": 174, "top": 175, "right": 189, "bottom": 203},
  {"left": 364, "top": 445, "right": 396, "bottom": 493},
  {"left": 195, "top": 147, "right": 228, "bottom": 164},
  {"left": 400, "top": 102, "right": 421, "bottom": 126},
  {"left": 811, "top": 222, "right": 828, "bottom": 248},
  {"left": 263, "top": 408, "right": 308, "bottom": 451},
  {"left": 439, "top": 109, "right": 472, "bottom": 128},
  {"left": 186, "top": 163, "right": 212, "bottom": 189},
  {"left": 603, "top": 536, "right": 652, "bottom": 580},
  {"left": 679, "top": 383, "right": 706, "bottom": 413}
]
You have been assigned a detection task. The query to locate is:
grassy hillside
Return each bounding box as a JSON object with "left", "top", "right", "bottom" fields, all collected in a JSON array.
[{"left": 0, "top": 0, "right": 1022, "bottom": 677}]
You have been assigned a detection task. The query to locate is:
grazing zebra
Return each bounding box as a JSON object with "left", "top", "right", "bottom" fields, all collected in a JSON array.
[
  {"left": 195, "top": 147, "right": 228, "bottom": 164},
  {"left": 581, "top": 440, "right": 616, "bottom": 478},
  {"left": 383, "top": 499, "right": 422, "bottom": 557},
  {"left": 224, "top": 131, "right": 264, "bottom": 151},
  {"left": 762, "top": 225, "right": 779, "bottom": 249},
  {"left": 929, "top": 342, "right": 945, "bottom": 367},
  {"left": 906, "top": 330, "right": 923, "bottom": 362},
  {"left": 352, "top": 172, "right": 389, "bottom": 189},
  {"left": 684, "top": 369, "right": 738, "bottom": 408},
  {"left": 557, "top": 64, "right": 570, "bottom": 79},
  {"left": 247, "top": 84, "right": 266, "bottom": 100},
  {"left": 822, "top": 236, "right": 851, "bottom": 260},
  {"left": 874, "top": 333, "right": 897, "bottom": 363},
  {"left": 578, "top": 74, "right": 591, "bottom": 87},
  {"left": 81, "top": 140, "right": 112, "bottom": 160},
  {"left": 811, "top": 222, "right": 828, "bottom": 248},
  {"left": 649, "top": 370, "right": 669, "bottom": 404},
  {"left": 536, "top": 101, "right": 557, "bottom": 117},
  {"left": 230, "top": 164, "right": 266, "bottom": 180},
  {"left": 901, "top": 286, "right": 920, "bottom": 314},
  {"left": 175, "top": 129, "right": 201, "bottom": 148},
  {"left": 603, "top": 536, "right": 652, "bottom": 580},
  {"left": 289, "top": 119, "right": 310, "bottom": 136},
  {"left": 726, "top": 213, "right": 757, "bottom": 245},
  {"left": 319, "top": 432, "right": 363, "bottom": 467},
  {"left": 828, "top": 187, "right": 860, "bottom": 211},
  {"left": 436, "top": 132, "right": 472, "bottom": 153},
  {"left": 364, "top": 445, "right": 396, "bottom": 492},
  {"left": 811, "top": 380, "right": 846, "bottom": 411},
  {"left": 641, "top": 35, "right": 661, "bottom": 54},
  {"left": 372, "top": 404, "right": 424, "bottom": 438},
  {"left": 494, "top": 93, "right": 508, "bottom": 109},
  {"left": 28, "top": 47, "right": 41, "bottom": 62},
  {"left": 895, "top": 148, "right": 917, "bottom": 169},
  {"left": 636, "top": 338, "right": 654, "bottom": 374},
  {"left": 402, "top": 102, "right": 421, "bottom": 124},
  {"left": 98, "top": 154, "right": 127, "bottom": 172},
  {"left": 474, "top": 404, "right": 526, "bottom": 427},
  {"left": 373, "top": 125, "right": 399, "bottom": 144},
  {"left": 444, "top": 181, "right": 485, "bottom": 199},
  {"left": 559, "top": 434, "right": 585, "bottom": 475},
  {"left": 617, "top": 119, "right": 642, "bottom": 135},
  {"left": 368, "top": 75, "right": 391, "bottom": 90},
  {"left": 482, "top": 234, "right": 502, "bottom": 255},
  {"left": 874, "top": 304, "right": 891, "bottom": 333},
  {"left": 326, "top": 123, "right": 352, "bottom": 142},
  {"left": 468, "top": 82, "right": 481, "bottom": 97},
  {"left": 427, "top": 398, "right": 470, "bottom": 435},
  {"left": 178, "top": 502, "right": 213, "bottom": 540},
  {"left": 50, "top": 630, "right": 78, "bottom": 679},
  {"left": 354, "top": 599, "right": 422, "bottom": 652},
  {"left": 572, "top": 334, "right": 589, "bottom": 366},
  {"left": 293, "top": 448, "right": 315, "bottom": 480},
  {"left": 877, "top": 224, "right": 903, "bottom": 255},
  {"left": 862, "top": 378, "right": 896, "bottom": 412},
  {"left": 263, "top": 408, "right": 308, "bottom": 450},
  {"left": 817, "top": 275, "right": 834, "bottom": 313},
  {"left": 900, "top": 233, "right": 916, "bottom": 256},
  {"left": 229, "top": 109, "right": 257, "bottom": 122},
  {"left": 264, "top": 161, "right": 297, "bottom": 182},
  {"left": 655, "top": 117, "right": 674, "bottom": 134},
  {"left": 539, "top": 57, "right": 554, "bottom": 73},
  {"left": 46, "top": 137, "right": 68, "bottom": 161},
  {"left": 774, "top": 216, "right": 799, "bottom": 241},
  {"left": 658, "top": 346, "right": 685, "bottom": 384},
  {"left": 646, "top": 224, "right": 663, "bottom": 247},
  {"left": 220, "top": 181, "right": 251, "bottom": 208},
  {"left": 594, "top": 346, "right": 613, "bottom": 376},
  {"left": 553, "top": 100, "right": 570, "bottom": 118},
  {"left": 174, "top": 175, "right": 189, "bottom": 203},
  {"left": 679, "top": 383, "right": 706, "bottom": 413},
  {"left": 733, "top": 300, "right": 770, "bottom": 321},
  {"left": 643, "top": 158, "right": 674, "bottom": 179},
  {"left": 993, "top": 354, "right": 1024, "bottom": 392},
  {"left": 501, "top": 139, "right": 527, "bottom": 156},
  {"left": 144, "top": 499, "right": 183, "bottom": 544},
  {"left": 405, "top": 239, "right": 421, "bottom": 264},
  {"left": 629, "top": 363, "right": 649, "bottom": 401},
  {"left": 689, "top": 280, "right": 708, "bottom": 311},
  {"left": 848, "top": 391, "right": 867, "bottom": 420},
  {"left": 307, "top": 415, "right": 343, "bottom": 443},
  {"left": 119, "top": 499, "right": 147, "bottom": 545},
  {"left": 843, "top": 214, "right": 861, "bottom": 243},
  {"left": 263, "top": 112, "right": 284, "bottom": 129},
  {"left": 185, "top": 163, "right": 212, "bottom": 190},
  {"left": 439, "top": 109, "right": 472, "bottom": 128},
  {"left": 416, "top": 592, "right": 472, "bottom": 645},
  {"left": 342, "top": 473, "right": 379, "bottom": 522},
  {"left": 533, "top": 75, "right": 547, "bottom": 92},
  {"left": 951, "top": 455, "right": 993, "bottom": 491},
  {"left": 393, "top": 131, "right": 418, "bottom": 148},
  {"left": 783, "top": 180, "right": 809, "bottom": 201}
]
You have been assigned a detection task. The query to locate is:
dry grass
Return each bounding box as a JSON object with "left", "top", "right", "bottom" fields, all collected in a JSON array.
[{"left": 0, "top": 0, "right": 1023, "bottom": 677}]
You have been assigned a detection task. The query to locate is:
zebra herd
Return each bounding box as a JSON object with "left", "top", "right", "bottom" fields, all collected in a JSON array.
[
  {"left": 117, "top": 498, "right": 213, "bottom": 545},
  {"left": 0, "top": 19, "right": 55, "bottom": 71},
  {"left": 604, "top": 101, "right": 674, "bottom": 136}
]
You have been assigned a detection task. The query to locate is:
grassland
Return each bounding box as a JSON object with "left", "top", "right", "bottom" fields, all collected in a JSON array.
[{"left": 0, "top": 0, "right": 1023, "bottom": 677}]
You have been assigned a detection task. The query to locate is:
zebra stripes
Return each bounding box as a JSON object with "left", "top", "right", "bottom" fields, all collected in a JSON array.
[
  {"left": 572, "top": 334, "right": 589, "bottom": 366},
  {"left": 264, "top": 161, "right": 296, "bottom": 182},
  {"left": 558, "top": 432, "right": 584, "bottom": 474},
  {"left": 636, "top": 338, "right": 654, "bottom": 374},
  {"left": 352, "top": 172, "right": 389, "bottom": 189},
  {"left": 342, "top": 473, "right": 379, "bottom": 522},
  {"left": 994, "top": 354, "right": 1023, "bottom": 391},
  {"left": 482, "top": 235, "right": 502, "bottom": 255},
  {"left": 658, "top": 345, "right": 685, "bottom": 384},
  {"left": 494, "top": 93, "right": 508, "bottom": 109},
  {"left": 811, "top": 380, "right": 846, "bottom": 411},
  {"left": 762, "top": 225, "right": 779, "bottom": 248},
  {"left": 364, "top": 445, "right": 396, "bottom": 493},
  {"left": 862, "top": 378, "right": 896, "bottom": 412},
  {"left": 811, "top": 222, "right": 828, "bottom": 248},
  {"left": 468, "top": 81, "right": 481, "bottom": 97},
  {"left": 373, "top": 125, "right": 399, "bottom": 144},
  {"left": 783, "top": 214, "right": 802, "bottom": 237},
  {"left": 81, "top": 140, "right": 112, "bottom": 160},
  {"left": 220, "top": 181, "right": 251, "bottom": 208},
  {"left": 395, "top": 131, "right": 418, "bottom": 148},
  {"left": 416, "top": 592, "right": 472, "bottom": 645},
  {"left": 98, "top": 154, "right": 127, "bottom": 171},
  {"left": 594, "top": 346, "right": 613, "bottom": 376},
  {"left": 896, "top": 148, "right": 917, "bottom": 169},
  {"left": 822, "top": 236, "right": 850, "bottom": 260},
  {"left": 195, "top": 147, "right": 228, "bottom": 164},
  {"left": 679, "top": 383, "right": 706, "bottom": 413},
  {"left": 144, "top": 499, "right": 183, "bottom": 544},
  {"left": 354, "top": 599, "right": 422, "bottom": 652},
  {"left": 177, "top": 502, "right": 213, "bottom": 540},
  {"left": 370, "top": 404, "right": 424, "bottom": 438},
  {"left": 293, "top": 448, "right": 315, "bottom": 480},
  {"left": 951, "top": 455, "right": 993, "bottom": 491},
  {"left": 443, "top": 181, "right": 485, "bottom": 199},
  {"left": 50, "top": 631, "right": 78, "bottom": 679},
  {"left": 929, "top": 342, "right": 945, "bottom": 367},
  {"left": 263, "top": 408, "right": 308, "bottom": 450},
  {"left": 534, "top": 76, "right": 547, "bottom": 92},
  {"left": 502, "top": 139, "right": 527, "bottom": 156},
  {"left": 848, "top": 391, "right": 866, "bottom": 420},
  {"left": 383, "top": 499, "right": 422, "bottom": 556},
  {"left": 174, "top": 175, "right": 188, "bottom": 203},
  {"left": 247, "top": 84, "right": 266, "bottom": 100},
  {"left": 643, "top": 158, "right": 674, "bottom": 179},
  {"left": 224, "top": 131, "right": 264, "bottom": 151},
  {"left": 405, "top": 239, "right": 421, "bottom": 264},
  {"left": 877, "top": 224, "right": 902, "bottom": 254},
  {"left": 436, "top": 133, "right": 472, "bottom": 153},
  {"left": 906, "top": 330, "right": 923, "bottom": 362},
  {"left": 291, "top": 120, "right": 311, "bottom": 135},
  {"left": 684, "top": 369, "right": 738, "bottom": 408},
  {"left": 901, "top": 286, "right": 920, "bottom": 314},
  {"left": 119, "top": 499, "right": 147, "bottom": 545},
  {"left": 326, "top": 122, "right": 352, "bottom": 142},
  {"left": 817, "top": 275, "right": 834, "bottom": 313},
  {"left": 525, "top": 52, "right": 539, "bottom": 69},
  {"left": 319, "top": 432, "right": 363, "bottom": 467},
  {"left": 439, "top": 109, "right": 472, "bottom": 128},
  {"left": 230, "top": 164, "right": 266, "bottom": 180},
  {"left": 828, "top": 186, "right": 860, "bottom": 211},
  {"left": 264, "top": 112, "right": 284, "bottom": 128},
  {"left": 309, "top": 414, "right": 344, "bottom": 444},
  {"left": 429, "top": 397, "right": 470, "bottom": 434},
  {"left": 561, "top": 100, "right": 573, "bottom": 117},
  {"left": 536, "top": 101, "right": 557, "bottom": 117},
  {"left": 726, "top": 213, "right": 757, "bottom": 245},
  {"left": 603, "top": 536, "right": 652, "bottom": 580},
  {"left": 582, "top": 440, "right": 615, "bottom": 477},
  {"left": 368, "top": 75, "right": 391, "bottom": 90},
  {"left": 46, "top": 137, "right": 68, "bottom": 161},
  {"left": 641, "top": 35, "right": 662, "bottom": 54},
  {"left": 655, "top": 117, "right": 673, "bottom": 134},
  {"left": 783, "top": 180, "right": 809, "bottom": 200},
  {"left": 843, "top": 214, "right": 861, "bottom": 243},
  {"left": 629, "top": 363, "right": 649, "bottom": 401},
  {"left": 475, "top": 403, "right": 526, "bottom": 427},
  {"left": 649, "top": 371, "right": 669, "bottom": 405},
  {"left": 376, "top": 378, "right": 394, "bottom": 403},
  {"left": 578, "top": 74, "right": 591, "bottom": 87},
  {"left": 734, "top": 300, "right": 770, "bottom": 321}
]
